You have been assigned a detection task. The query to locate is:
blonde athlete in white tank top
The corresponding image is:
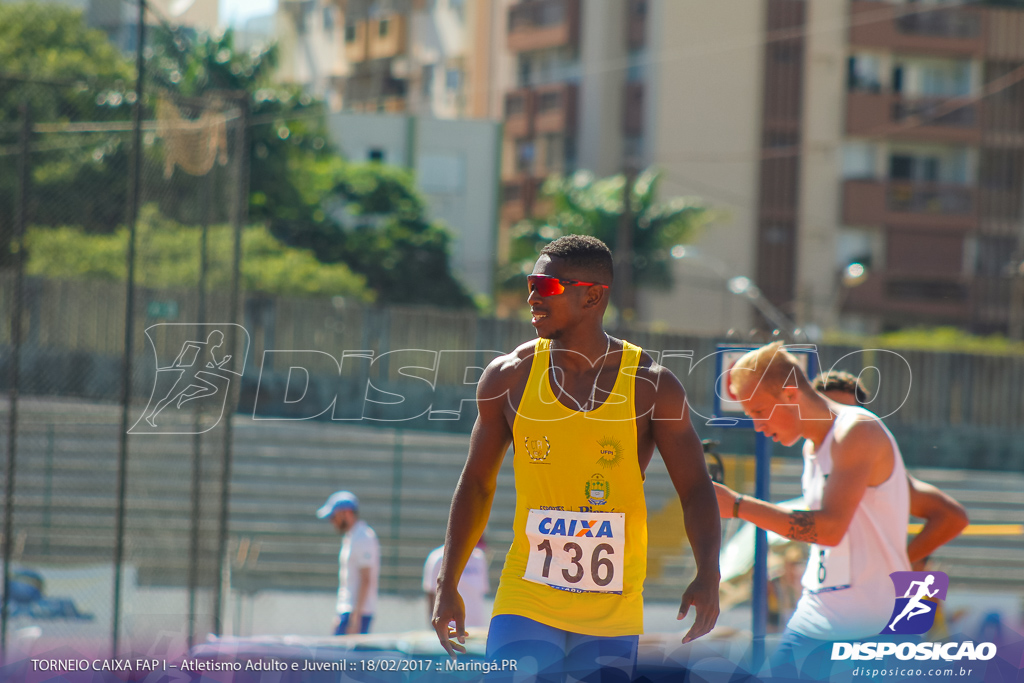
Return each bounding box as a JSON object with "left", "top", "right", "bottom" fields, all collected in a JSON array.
[
  {"left": 711, "top": 343, "right": 915, "bottom": 676},
  {"left": 787, "top": 406, "right": 911, "bottom": 639}
]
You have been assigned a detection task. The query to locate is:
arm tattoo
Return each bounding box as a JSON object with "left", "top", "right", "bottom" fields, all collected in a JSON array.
[{"left": 788, "top": 511, "right": 818, "bottom": 543}]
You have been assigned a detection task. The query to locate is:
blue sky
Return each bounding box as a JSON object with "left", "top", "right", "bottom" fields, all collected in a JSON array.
[{"left": 220, "top": 0, "right": 277, "bottom": 25}]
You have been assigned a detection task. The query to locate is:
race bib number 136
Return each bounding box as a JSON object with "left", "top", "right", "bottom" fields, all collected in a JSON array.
[{"left": 523, "top": 510, "right": 625, "bottom": 593}]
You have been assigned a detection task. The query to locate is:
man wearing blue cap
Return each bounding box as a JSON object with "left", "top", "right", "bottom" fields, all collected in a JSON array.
[{"left": 317, "top": 491, "right": 380, "bottom": 635}]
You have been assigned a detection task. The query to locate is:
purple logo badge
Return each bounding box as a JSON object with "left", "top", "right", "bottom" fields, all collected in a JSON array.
[{"left": 882, "top": 571, "right": 949, "bottom": 635}]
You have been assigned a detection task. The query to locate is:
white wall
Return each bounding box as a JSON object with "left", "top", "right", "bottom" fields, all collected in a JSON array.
[{"left": 642, "top": 0, "right": 766, "bottom": 335}]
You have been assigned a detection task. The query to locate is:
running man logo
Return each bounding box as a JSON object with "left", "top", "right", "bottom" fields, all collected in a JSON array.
[
  {"left": 536, "top": 516, "right": 616, "bottom": 539},
  {"left": 882, "top": 570, "right": 949, "bottom": 635},
  {"left": 130, "top": 324, "right": 250, "bottom": 434}
]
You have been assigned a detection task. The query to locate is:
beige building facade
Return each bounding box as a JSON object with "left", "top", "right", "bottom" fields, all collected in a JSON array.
[{"left": 497, "top": 0, "right": 1024, "bottom": 337}]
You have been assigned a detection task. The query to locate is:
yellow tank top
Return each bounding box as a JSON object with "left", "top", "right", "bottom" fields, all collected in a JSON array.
[{"left": 492, "top": 338, "right": 647, "bottom": 637}]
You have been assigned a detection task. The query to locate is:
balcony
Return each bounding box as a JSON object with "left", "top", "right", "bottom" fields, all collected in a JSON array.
[
  {"left": 507, "top": 0, "right": 580, "bottom": 53},
  {"left": 849, "top": 1, "right": 984, "bottom": 57},
  {"left": 843, "top": 179, "right": 977, "bottom": 231},
  {"left": 534, "top": 83, "right": 577, "bottom": 134},
  {"left": 846, "top": 91, "right": 981, "bottom": 144},
  {"left": 504, "top": 89, "right": 535, "bottom": 138},
  {"left": 368, "top": 14, "right": 407, "bottom": 60},
  {"left": 842, "top": 270, "right": 971, "bottom": 323}
]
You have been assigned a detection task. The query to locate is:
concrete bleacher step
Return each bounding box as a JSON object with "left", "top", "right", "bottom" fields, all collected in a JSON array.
[{"left": 4, "top": 403, "right": 1022, "bottom": 597}]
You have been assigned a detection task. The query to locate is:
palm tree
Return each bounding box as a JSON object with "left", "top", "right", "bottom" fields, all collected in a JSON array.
[{"left": 504, "top": 168, "right": 709, "bottom": 320}]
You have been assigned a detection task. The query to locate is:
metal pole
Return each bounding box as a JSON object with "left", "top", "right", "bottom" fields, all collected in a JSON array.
[
  {"left": 2, "top": 101, "right": 31, "bottom": 663},
  {"left": 751, "top": 432, "right": 771, "bottom": 669},
  {"left": 390, "top": 430, "right": 404, "bottom": 592},
  {"left": 113, "top": 0, "right": 146, "bottom": 657},
  {"left": 213, "top": 92, "right": 248, "bottom": 634},
  {"left": 186, "top": 167, "right": 212, "bottom": 648},
  {"left": 615, "top": 170, "right": 635, "bottom": 327}
]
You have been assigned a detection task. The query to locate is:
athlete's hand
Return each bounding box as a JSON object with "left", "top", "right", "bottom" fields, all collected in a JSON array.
[
  {"left": 714, "top": 482, "right": 739, "bottom": 518},
  {"left": 677, "top": 572, "right": 720, "bottom": 644},
  {"left": 431, "top": 585, "right": 468, "bottom": 657}
]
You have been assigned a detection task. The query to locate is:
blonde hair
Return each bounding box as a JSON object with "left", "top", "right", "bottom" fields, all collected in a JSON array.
[{"left": 728, "top": 341, "right": 810, "bottom": 401}]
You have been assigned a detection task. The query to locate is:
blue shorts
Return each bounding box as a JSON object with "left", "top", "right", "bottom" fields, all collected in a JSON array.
[
  {"left": 486, "top": 614, "right": 638, "bottom": 683},
  {"left": 334, "top": 612, "right": 372, "bottom": 636}
]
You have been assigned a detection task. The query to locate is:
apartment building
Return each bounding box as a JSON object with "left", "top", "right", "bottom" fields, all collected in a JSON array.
[
  {"left": 277, "top": 0, "right": 494, "bottom": 118},
  {"left": 497, "top": 0, "right": 1024, "bottom": 336},
  {"left": 835, "top": 0, "right": 1024, "bottom": 335}
]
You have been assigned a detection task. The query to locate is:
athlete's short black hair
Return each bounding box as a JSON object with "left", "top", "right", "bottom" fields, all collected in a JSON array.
[
  {"left": 813, "top": 370, "right": 870, "bottom": 404},
  {"left": 539, "top": 234, "right": 614, "bottom": 285}
]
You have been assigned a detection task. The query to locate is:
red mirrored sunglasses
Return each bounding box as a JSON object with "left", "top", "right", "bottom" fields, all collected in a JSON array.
[{"left": 527, "top": 274, "right": 610, "bottom": 297}]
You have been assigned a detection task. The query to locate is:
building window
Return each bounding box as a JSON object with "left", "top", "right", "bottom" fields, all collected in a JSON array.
[
  {"left": 518, "top": 56, "right": 532, "bottom": 88},
  {"left": 446, "top": 68, "right": 461, "bottom": 92},
  {"left": 538, "top": 90, "right": 561, "bottom": 112},
  {"left": 323, "top": 7, "right": 335, "bottom": 32},
  {"left": 506, "top": 92, "right": 527, "bottom": 116},
  {"left": 379, "top": 18, "right": 390, "bottom": 37},
  {"left": 847, "top": 54, "right": 881, "bottom": 92},
  {"left": 515, "top": 140, "right": 535, "bottom": 173},
  {"left": 345, "top": 23, "right": 357, "bottom": 43},
  {"left": 422, "top": 64, "right": 435, "bottom": 97},
  {"left": 889, "top": 154, "right": 939, "bottom": 182},
  {"left": 368, "top": 148, "right": 385, "bottom": 162}
]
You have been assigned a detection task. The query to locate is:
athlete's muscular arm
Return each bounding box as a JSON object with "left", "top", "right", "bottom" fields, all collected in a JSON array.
[
  {"left": 715, "top": 418, "right": 891, "bottom": 547},
  {"left": 907, "top": 475, "right": 968, "bottom": 564},
  {"left": 647, "top": 365, "right": 721, "bottom": 643},
  {"left": 432, "top": 357, "right": 515, "bottom": 656}
]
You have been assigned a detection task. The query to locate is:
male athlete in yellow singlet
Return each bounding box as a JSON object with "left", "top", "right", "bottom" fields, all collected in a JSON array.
[{"left": 431, "top": 236, "right": 721, "bottom": 681}]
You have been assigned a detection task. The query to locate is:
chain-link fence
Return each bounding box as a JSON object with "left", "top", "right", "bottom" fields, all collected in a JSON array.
[{"left": 0, "top": 72, "right": 247, "bottom": 659}]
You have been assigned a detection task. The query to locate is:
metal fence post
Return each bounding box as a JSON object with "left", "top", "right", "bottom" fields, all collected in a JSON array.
[
  {"left": 213, "top": 91, "right": 248, "bottom": 635},
  {"left": 187, "top": 161, "right": 213, "bottom": 648},
  {"left": 112, "top": 0, "right": 146, "bottom": 657},
  {"left": 1, "top": 101, "right": 31, "bottom": 664}
]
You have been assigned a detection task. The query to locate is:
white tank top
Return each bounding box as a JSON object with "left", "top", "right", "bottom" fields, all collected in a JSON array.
[{"left": 786, "top": 406, "right": 911, "bottom": 640}]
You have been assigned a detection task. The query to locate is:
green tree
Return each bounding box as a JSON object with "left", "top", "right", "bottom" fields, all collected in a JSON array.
[
  {"left": 149, "top": 25, "right": 474, "bottom": 308},
  {"left": 146, "top": 24, "right": 330, "bottom": 228},
  {"left": 273, "top": 162, "right": 476, "bottom": 308},
  {"left": 505, "top": 169, "right": 709, "bottom": 309},
  {"left": 0, "top": 2, "right": 136, "bottom": 258},
  {"left": 25, "top": 205, "right": 371, "bottom": 299}
]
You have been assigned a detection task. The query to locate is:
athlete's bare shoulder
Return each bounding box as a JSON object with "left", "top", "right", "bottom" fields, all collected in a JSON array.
[
  {"left": 476, "top": 339, "right": 537, "bottom": 401},
  {"left": 632, "top": 348, "right": 688, "bottom": 414}
]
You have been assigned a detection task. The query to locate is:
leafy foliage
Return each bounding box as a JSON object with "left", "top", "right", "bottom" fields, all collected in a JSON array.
[
  {"left": 5, "top": 12, "right": 473, "bottom": 308},
  {"left": 25, "top": 205, "right": 371, "bottom": 299},
  {"left": 0, "top": 2, "right": 136, "bottom": 258},
  {"left": 272, "top": 162, "right": 477, "bottom": 308},
  {"left": 504, "top": 169, "right": 708, "bottom": 291}
]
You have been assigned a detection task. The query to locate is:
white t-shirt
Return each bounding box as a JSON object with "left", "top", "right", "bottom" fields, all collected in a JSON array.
[
  {"left": 337, "top": 519, "right": 380, "bottom": 615},
  {"left": 422, "top": 546, "right": 490, "bottom": 628},
  {"left": 786, "top": 406, "right": 911, "bottom": 640}
]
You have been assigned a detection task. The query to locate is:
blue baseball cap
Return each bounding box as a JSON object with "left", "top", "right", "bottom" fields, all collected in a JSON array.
[{"left": 316, "top": 490, "right": 359, "bottom": 519}]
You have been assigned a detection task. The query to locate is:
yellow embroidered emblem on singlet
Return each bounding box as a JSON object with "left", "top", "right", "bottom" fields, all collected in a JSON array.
[{"left": 492, "top": 338, "right": 647, "bottom": 637}]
